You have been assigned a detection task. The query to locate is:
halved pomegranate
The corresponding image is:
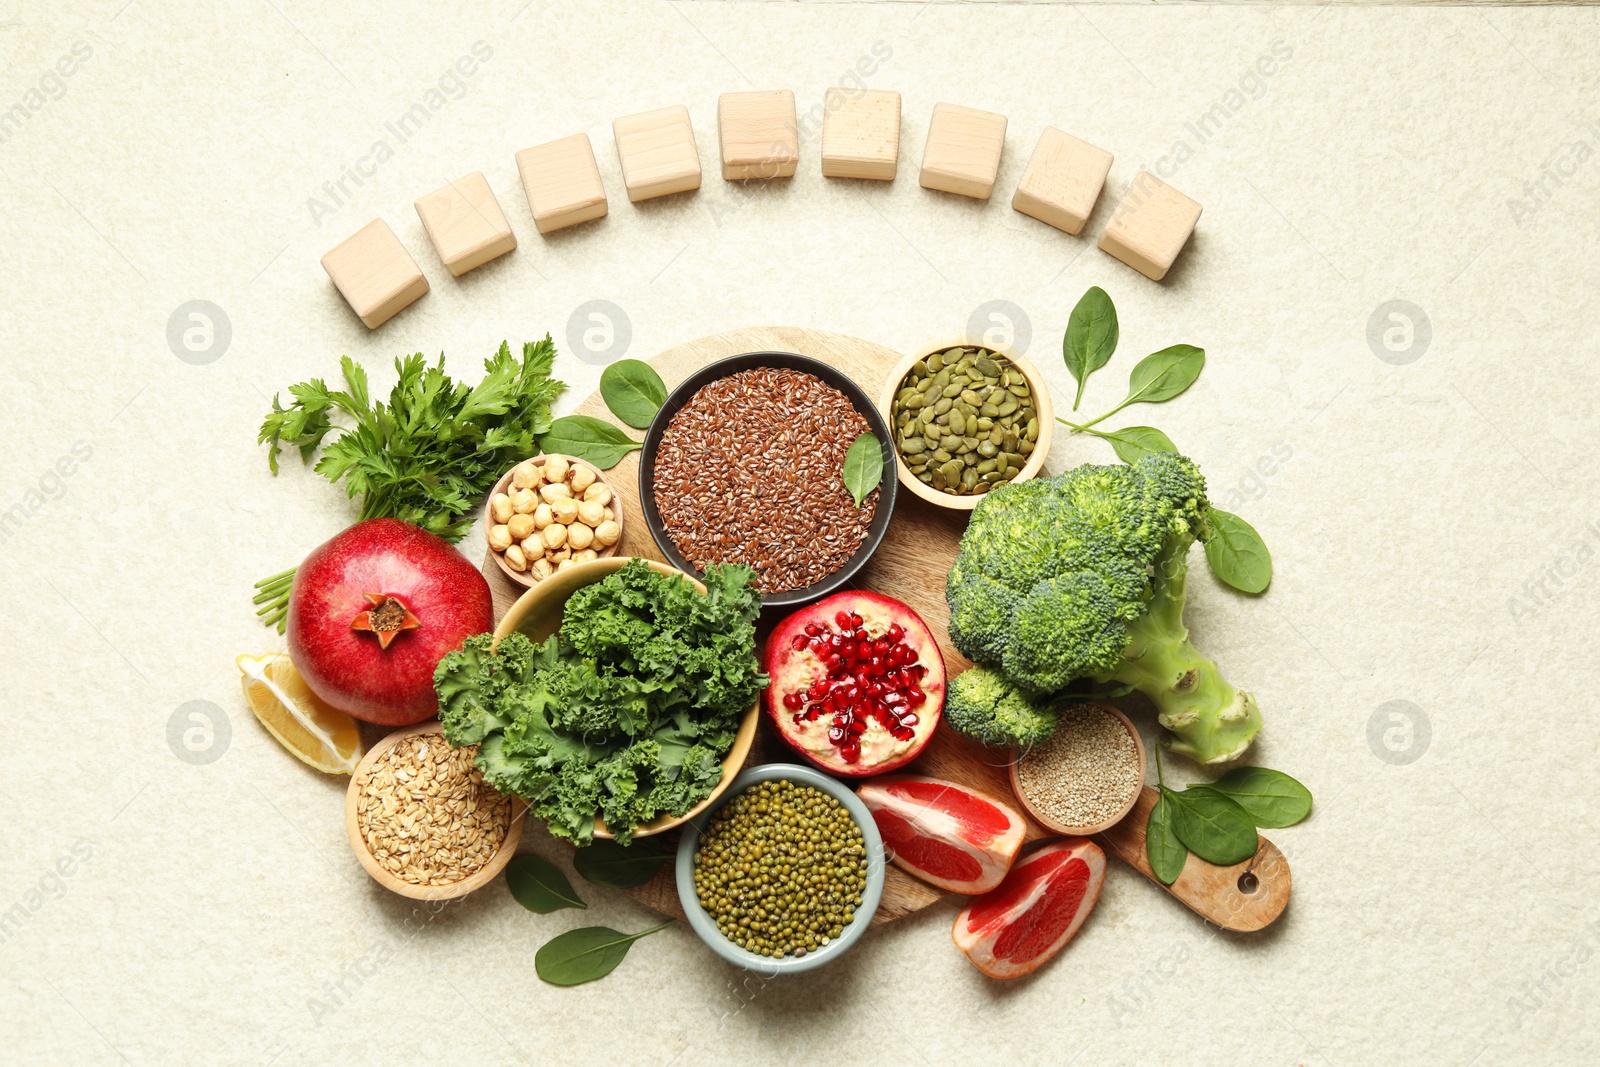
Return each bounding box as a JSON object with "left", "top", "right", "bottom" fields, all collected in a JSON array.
[
  {"left": 952, "top": 838, "right": 1106, "bottom": 980},
  {"left": 763, "top": 591, "right": 945, "bottom": 777},
  {"left": 858, "top": 775, "right": 1026, "bottom": 894}
]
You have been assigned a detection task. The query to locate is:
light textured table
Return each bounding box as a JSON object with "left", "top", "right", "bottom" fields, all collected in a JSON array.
[{"left": 3, "top": 2, "right": 1597, "bottom": 1065}]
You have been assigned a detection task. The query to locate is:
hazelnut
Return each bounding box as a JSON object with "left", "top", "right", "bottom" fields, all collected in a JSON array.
[
  {"left": 507, "top": 513, "right": 535, "bottom": 541},
  {"left": 532, "top": 558, "right": 555, "bottom": 580},
  {"left": 543, "top": 455, "right": 570, "bottom": 483},
  {"left": 583, "top": 483, "right": 612, "bottom": 506},
  {"left": 533, "top": 502, "right": 555, "bottom": 529},
  {"left": 489, "top": 492, "right": 514, "bottom": 524},
  {"left": 552, "top": 497, "right": 579, "bottom": 525},
  {"left": 603, "top": 506, "right": 615, "bottom": 522},
  {"left": 521, "top": 536, "right": 546, "bottom": 561},
  {"left": 573, "top": 549, "right": 599, "bottom": 563},
  {"left": 542, "top": 523, "right": 568, "bottom": 549},
  {"left": 487, "top": 524, "right": 513, "bottom": 552},
  {"left": 504, "top": 545, "right": 528, "bottom": 572},
  {"left": 569, "top": 465, "right": 596, "bottom": 493},
  {"left": 556, "top": 559, "right": 574, "bottom": 573},
  {"left": 510, "top": 487, "right": 536, "bottom": 514},
  {"left": 547, "top": 547, "right": 571, "bottom": 563},
  {"left": 594, "top": 520, "right": 621, "bottom": 547},
  {"left": 511, "top": 461, "right": 543, "bottom": 491},
  {"left": 566, "top": 522, "right": 594, "bottom": 551},
  {"left": 539, "top": 482, "right": 573, "bottom": 503},
  {"left": 577, "top": 500, "right": 606, "bottom": 527}
]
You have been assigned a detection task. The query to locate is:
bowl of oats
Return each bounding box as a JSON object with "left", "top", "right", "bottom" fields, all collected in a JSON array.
[{"left": 344, "top": 720, "right": 524, "bottom": 899}]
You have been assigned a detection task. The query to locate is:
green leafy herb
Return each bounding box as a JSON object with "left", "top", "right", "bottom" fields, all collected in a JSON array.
[
  {"left": 434, "top": 559, "right": 767, "bottom": 845},
  {"left": 1145, "top": 793, "right": 1187, "bottom": 885},
  {"left": 1165, "top": 785, "right": 1259, "bottom": 867},
  {"left": 505, "top": 854, "right": 586, "bottom": 913},
  {"left": 841, "top": 432, "right": 883, "bottom": 508},
  {"left": 1096, "top": 425, "right": 1176, "bottom": 465},
  {"left": 538, "top": 414, "right": 642, "bottom": 469},
  {"left": 253, "top": 339, "right": 565, "bottom": 630},
  {"left": 1204, "top": 507, "right": 1273, "bottom": 594},
  {"left": 1064, "top": 286, "right": 1118, "bottom": 410},
  {"left": 573, "top": 838, "right": 672, "bottom": 889},
  {"left": 599, "top": 359, "right": 667, "bottom": 430},
  {"left": 535, "top": 920, "right": 674, "bottom": 986},
  {"left": 1209, "top": 767, "right": 1312, "bottom": 828}
]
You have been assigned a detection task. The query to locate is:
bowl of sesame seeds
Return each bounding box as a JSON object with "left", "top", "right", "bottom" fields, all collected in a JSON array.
[{"left": 639, "top": 353, "right": 897, "bottom": 608}]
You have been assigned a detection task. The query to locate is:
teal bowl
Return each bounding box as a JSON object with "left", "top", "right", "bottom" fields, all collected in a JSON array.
[{"left": 675, "top": 763, "right": 885, "bottom": 974}]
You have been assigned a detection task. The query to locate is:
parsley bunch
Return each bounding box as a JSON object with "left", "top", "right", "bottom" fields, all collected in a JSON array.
[{"left": 252, "top": 338, "right": 566, "bottom": 631}]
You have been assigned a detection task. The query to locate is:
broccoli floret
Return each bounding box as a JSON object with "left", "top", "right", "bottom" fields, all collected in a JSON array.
[
  {"left": 944, "top": 665, "right": 1059, "bottom": 749},
  {"left": 945, "top": 453, "right": 1262, "bottom": 764}
]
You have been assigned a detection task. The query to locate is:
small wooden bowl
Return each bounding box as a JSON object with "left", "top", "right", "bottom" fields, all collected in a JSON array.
[
  {"left": 482, "top": 453, "right": 625, "bottom": 589},
  {"left": 492, "top": 555, "right": 761, "bottom": 839},
  {"left": 878, "top": 337, "right": 1054, "bottom": 512},
  {"left": 344, "top": 720, "right": 526, "bottom": 900},
  {"left": 1008, "top": 703, "right": 1146, "bottom": 835}
]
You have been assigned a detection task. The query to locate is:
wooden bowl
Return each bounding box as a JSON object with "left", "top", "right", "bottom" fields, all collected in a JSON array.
[
  {"left": 482, "top": 453, "right": 625, "bottom": 589},
  {"left": 877, "top": 337, "right": 1054, "bottom": 512},
  {"left": 492, "top": 555, "right": 761, "bottom": 839},
  {"left": 344, "top": 720, "right": 526, "bottom": 900},
  {"left": 1008, "top": 703, "right": 1146, "bottom": 835}
]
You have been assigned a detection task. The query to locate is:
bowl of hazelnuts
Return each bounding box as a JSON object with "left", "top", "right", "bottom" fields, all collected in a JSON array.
[{"left": 483, "top": 454, "right": 624, "bottom": 588}]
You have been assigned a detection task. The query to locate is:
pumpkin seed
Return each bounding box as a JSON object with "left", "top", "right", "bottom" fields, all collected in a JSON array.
[{"left": 889, "top": 347, "right": 1037, "bottom": 497}]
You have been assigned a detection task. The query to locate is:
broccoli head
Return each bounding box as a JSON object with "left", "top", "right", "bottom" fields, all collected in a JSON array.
[
  {"left": 945, "top": 453, "right": 1261, "bottom": 764},
  {"left": 944, "top": 665, "right": 1059, "bottom": 749}
]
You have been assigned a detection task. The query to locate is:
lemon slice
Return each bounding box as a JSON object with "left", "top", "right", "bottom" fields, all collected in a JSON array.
[{"left": 237, "top": 653, "right": 365, "bottom": 774}]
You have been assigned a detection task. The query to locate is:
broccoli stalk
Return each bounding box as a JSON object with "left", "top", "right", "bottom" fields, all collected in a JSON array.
[{"left": 1095, "top": 523, "right": 1261, "bottom": 764}]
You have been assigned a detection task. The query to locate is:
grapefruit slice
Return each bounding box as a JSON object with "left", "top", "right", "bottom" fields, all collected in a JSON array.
[
  {"left": 857, "top": 774, "right": 1026, "bottom": 894},
  {"left": 952, "top": 838, "right": 1106, "bottom": 979}
]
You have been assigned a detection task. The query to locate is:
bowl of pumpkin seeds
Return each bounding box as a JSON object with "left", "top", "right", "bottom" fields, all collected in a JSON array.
[{"left": 879, "top": 339, "right": 1054, "bottom": 511}]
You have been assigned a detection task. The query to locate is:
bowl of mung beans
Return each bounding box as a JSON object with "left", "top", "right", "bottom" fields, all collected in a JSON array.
[
  {"left": 676, "top": 762, "right": 886, "bottom": 974},
  {"left": 879, "top": 339, "right": 1054, "bottom": 511}
]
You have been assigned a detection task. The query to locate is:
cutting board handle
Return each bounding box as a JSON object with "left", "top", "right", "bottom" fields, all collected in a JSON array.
[{"left": 1094, "top": 786, "right": 1291, "bottom": 932}]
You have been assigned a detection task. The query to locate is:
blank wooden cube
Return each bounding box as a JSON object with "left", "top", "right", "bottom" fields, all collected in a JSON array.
[
  {"left": 320, "top": 219, "right": 428, "bottom": 329},
  {"left": 718, "top": 90, "right": 798, "bottom": 180},
  {"left": 1011, "top": 127, "right": 1113, "bottom": 236},
  {"left": 1098, "top": 172, "right": 1203, "bottom": 281},
  {"left": 821, "top": 89, "right": 900, "bottom": 180},
  {"left": 515, "top": 133, "right": 608, "bottom": 234},
  {"left": 919, "top": 102, "right": 1007, "bottom": 200},
  {"left": 613, "top": 105, "right": 701, "bottom": 202},
  {"left": 414, "top": 172, "right": 517, "bottom": 276}
]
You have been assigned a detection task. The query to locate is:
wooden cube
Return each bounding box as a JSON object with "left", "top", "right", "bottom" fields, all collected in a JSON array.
[
  {"left": 919, "top": 102, "right": 1007, "bottom": 200},
  {"left": 1011, "top": 127, "right": 1113, "bottom": 236},
  {"left": 821, "top": 88, "right": 900, "bottom": 180},
  {"left": 320, "top": 219, "right": 428, "bottom": 329},
  {"left": 414, "top": 172, "right": 517, "bottom": 276},
  {"left": 515, "top": 133, "right": 608, "bottom": 234},
  {"left": 1098, "top": 172, "right": 1203, "bottom": 281},
  {"left": 613, "top": 105, "right": 702, "bottom": 202},
  {"left": 718, "top": 90, "right": 798, "bottom": 180}
]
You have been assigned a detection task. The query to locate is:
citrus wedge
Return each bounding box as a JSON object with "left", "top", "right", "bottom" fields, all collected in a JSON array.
[{"left": 237, "top": 653, "right": 365, "bottom": 774}]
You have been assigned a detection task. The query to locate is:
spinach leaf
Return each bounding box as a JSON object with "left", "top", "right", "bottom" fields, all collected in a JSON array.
[
  {"left": 1165, "top": 785, "right": 1259, "bottom": 866},
  {"left": 1064, "top": 286, "right": 1119, "bottom": 410},
  {"left": 535, "top": 921, "right": 674, "bottom": 986},
  {"left": 573, "top": 838, "right": 672, "bottom": 889},
  {"left": 842, "top": 432, "right": 884, "bottom": 508},
  {"left": 1099, "top": 425, "right": 1176, "bottom": 465},
  {"left": 1124, "top": 345, "right": 1205, "bottom": 407},
  {"left": 1204, "top": 507, "right": 1272, "bottom": 594},
  {"left": 1209, "top": 767, "right": 1312, "bottom": 828},
  {"left": 505, "top": 854, "right": 586, "bottom": 913},
  {"left": 538, "top": 415, "right": 642, "bottom": 470},
  {"left": 599, "top": 359, "right": 667, "bottom": 429},
  {"left": 1146, "top": 793, "right": 1187, "bottom": 885}
]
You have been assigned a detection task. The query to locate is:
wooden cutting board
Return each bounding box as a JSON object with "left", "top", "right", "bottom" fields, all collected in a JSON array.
[{"left": 482, "top": 325, "right": 1290, "bottom": 933}]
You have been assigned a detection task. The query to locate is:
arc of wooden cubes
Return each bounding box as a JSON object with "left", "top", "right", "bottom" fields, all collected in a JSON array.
[{"left": 321, "top": 90, "right": 1203, "bottom": 329}]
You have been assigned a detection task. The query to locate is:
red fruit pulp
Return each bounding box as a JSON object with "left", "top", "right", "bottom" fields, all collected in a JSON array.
[
  {"left": 952, "top": 838, "right": 1106, "bottom": 979},
  {"left": 873, "top": 809, "right": 986, "bottom": 883},
  {"left": 858, "top": 774, "right": 1026, "bottom": 895},
  {"left": 764, "top": 591, "right": 945, "bottom": 777},
  {"left": 880, "top": 779, "right": 1013, "bottom": 844},
  {"left": 287, "top": 518, "right": 493, "bottom": 726}
]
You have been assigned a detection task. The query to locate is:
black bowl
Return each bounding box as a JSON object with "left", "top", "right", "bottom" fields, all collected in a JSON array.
[{"left": 637, "top": 351, "right": 898, "bottom": 609}]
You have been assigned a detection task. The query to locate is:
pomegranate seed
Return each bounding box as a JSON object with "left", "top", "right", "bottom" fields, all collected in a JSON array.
[
  {"left": 841, "top": 741, "right": 861, "bottom": 762},
  {"left": 808, "top": 681, "right": 828, "bottom": 700},
  {"left": 900, "top": 713, "right": 919, "bottom": 728},
  {"left": 783, "top": 691, "right": 803, "bottom": 710},
  {"left": 907, "top": 687, "right": 926, "bottom": 707},
  {"left": 849, "top": 612, "right": 864, "bottom": 627},
  {"left": 835, "top": 610, "right": 852, "bottom": 628},
  {"left": 868, "top": 655, "right": 885, "bottom": 674}
]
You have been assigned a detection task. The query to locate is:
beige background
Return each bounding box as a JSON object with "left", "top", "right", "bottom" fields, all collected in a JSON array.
[{"left": 3, "top": 1, "right": 1598, "bottom": 1064}]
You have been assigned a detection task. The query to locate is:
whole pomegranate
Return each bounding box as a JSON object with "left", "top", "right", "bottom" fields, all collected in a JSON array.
[
  {"left": 287, "top": 518, "right": 493, "bottom": 726},
  {"left": 764, "top": 591, "right": 945, "bottom": 777}
]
